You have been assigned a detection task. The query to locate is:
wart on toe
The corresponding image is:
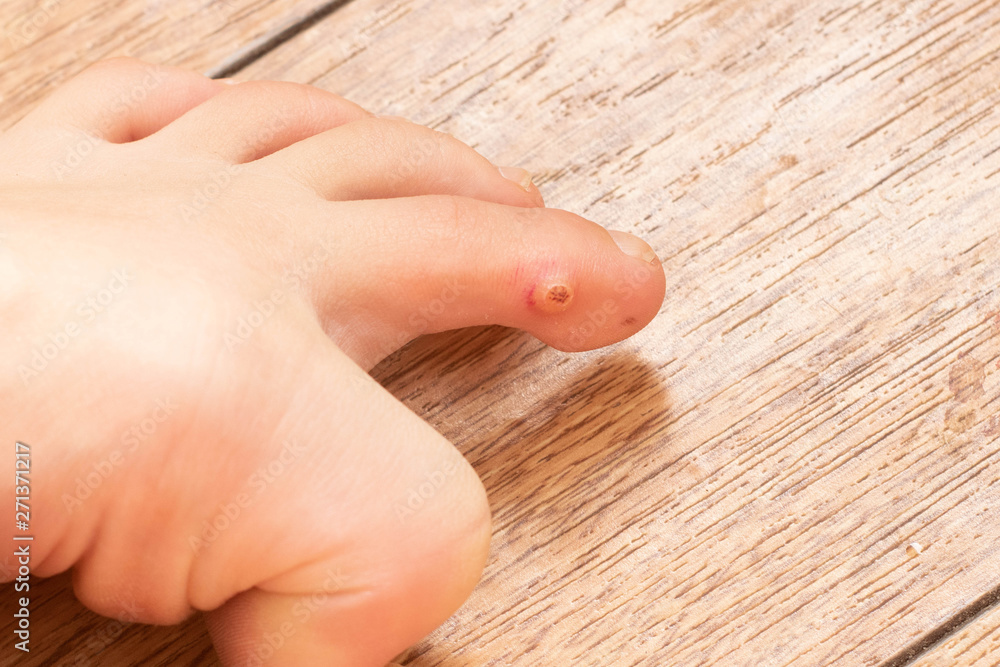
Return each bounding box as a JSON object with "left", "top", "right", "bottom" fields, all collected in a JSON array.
[{"left": 530, "top": 281, "right": 575, "bottom": 313}]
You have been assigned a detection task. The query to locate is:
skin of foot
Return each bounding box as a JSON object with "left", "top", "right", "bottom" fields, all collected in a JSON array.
[{"left": 0, "top": 58, "right": 665, "bottom": 666}]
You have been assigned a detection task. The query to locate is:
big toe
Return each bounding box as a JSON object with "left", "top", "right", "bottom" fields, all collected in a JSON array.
[{"left": 201, "top": 352, "right": 492, "bottom": 666}]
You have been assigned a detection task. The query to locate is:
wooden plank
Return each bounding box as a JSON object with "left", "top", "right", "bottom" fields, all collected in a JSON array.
[
  {"left": 236, "top": 0, "right": 1000, "bottom": 664},
  {"left": 3, "top": 0, "right": 999, "bottom": 664},
  {"left": 910, "top": 604, "right": 1000, "bottom": 666},
  {"left": 0, "top": 0, "right": 347, "bottom": 130}
]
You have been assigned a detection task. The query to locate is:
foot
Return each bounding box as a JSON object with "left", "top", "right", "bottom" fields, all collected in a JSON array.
[{"left": 0, "top": 58, "right": 664, "bottom": 666}]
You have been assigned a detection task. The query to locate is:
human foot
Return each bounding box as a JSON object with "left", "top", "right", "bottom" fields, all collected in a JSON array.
[{"left": 0, "top": 58, "right": 664, "bottom": 666}]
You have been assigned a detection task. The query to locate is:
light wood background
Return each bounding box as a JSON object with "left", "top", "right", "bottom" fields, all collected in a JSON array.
[{"left": 2, "top": 0, "right": 999, "bottom": 665}]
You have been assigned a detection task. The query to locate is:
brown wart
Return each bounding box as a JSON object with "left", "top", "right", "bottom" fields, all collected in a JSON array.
[{"left": 532, "top": 282, "right": 574, "bottom": 313}]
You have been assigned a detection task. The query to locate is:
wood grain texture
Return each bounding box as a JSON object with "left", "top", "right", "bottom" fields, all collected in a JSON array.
[
  {"left": 2, "top": 0, "right": 1000, "bottom": 665},
  {"left": 240, "top": 0, "right": 1000, "bottom": 665},
  {"left": 0, "top": 0, "right": 340, "bottom": 130},
  {"left": 910, "top": 604, "right": 1000, "bottom": 666}
]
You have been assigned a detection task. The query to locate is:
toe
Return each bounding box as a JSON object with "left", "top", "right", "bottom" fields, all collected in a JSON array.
[
  {"left": 141, "top": 80, "right": 371, "bottom": 163},
  {"left": 12, "top": 57, "right": 226, "bottom": 143},
  {"left": 254, "top": 116, "right": 544, "bottom": 207},
  {"left": 199, "top": 348, "right": 491, "bottom": 666},
  {"left": 299, "top": 196, "right": 665, "bottom": 368}
]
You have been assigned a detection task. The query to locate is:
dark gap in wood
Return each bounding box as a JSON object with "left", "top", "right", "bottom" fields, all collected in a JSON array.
[
  {"left": 205, "top": 0, "right": 356, "bottom": 79},
  {"left": 880, "top": 581, "right": 1000, "bottom": 666}
]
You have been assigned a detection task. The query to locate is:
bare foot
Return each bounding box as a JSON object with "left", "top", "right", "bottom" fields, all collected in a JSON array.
[{"left": 0, "top": 58, "right": 664, "bottom": 666}]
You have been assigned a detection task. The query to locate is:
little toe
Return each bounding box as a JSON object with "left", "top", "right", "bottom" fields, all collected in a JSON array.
[{"left": 298, "top": 196, "right": 665, "bottom": 368}]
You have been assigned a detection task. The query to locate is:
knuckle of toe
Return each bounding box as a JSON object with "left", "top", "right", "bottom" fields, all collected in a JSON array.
[
  {"left": 417, "top": 196, "right": 491, "bottom": 244},
  {"left": 369, "top": 117, "right": 447, "bottom": 153},
  {"left": 226, "top": 81, "right": 362, "bottom": 127},
  {"left": 436, "top": 128, "right": 471, "bottom": 153},
  {"left": 222, "top": 79, "right": 279, "bottom": 100},
  {"left": 223, "top": 80, "right": 305, "bottom": 103},
  {"left": 358, "top": 115, "right": 400, "bottom": 146}
]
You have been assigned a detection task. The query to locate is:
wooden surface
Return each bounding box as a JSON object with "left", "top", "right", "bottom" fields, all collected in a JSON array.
[
  {"left": 912, "top": 602, "right": 1000, "bottom": 666},
  {"left": 3, "top": 0, "right": 1000, "bottom": 665},
  {"left": 0, "top": 0, "right": 341, "bottom": 130}
]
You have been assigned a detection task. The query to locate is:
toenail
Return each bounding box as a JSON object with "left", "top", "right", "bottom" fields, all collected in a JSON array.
[
  {"left": 532, "top": 281, "right": 574, "bottom": 313},
  {"left": 498, "top": 166, "right": 534, "bottom": 192},
  {"left": 216, "top": 78, "right": 241, "bottom": 86},
  {"left": 608, "top": 230, "right": 660, "bottom": 264}
]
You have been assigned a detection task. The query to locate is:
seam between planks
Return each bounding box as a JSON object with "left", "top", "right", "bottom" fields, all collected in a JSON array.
[
  {"left": 882, "top": 578, "right": 1000, "bottom": 666},
  {"left": 204, "top": 0, "right": 358, "bottom": 78}
]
